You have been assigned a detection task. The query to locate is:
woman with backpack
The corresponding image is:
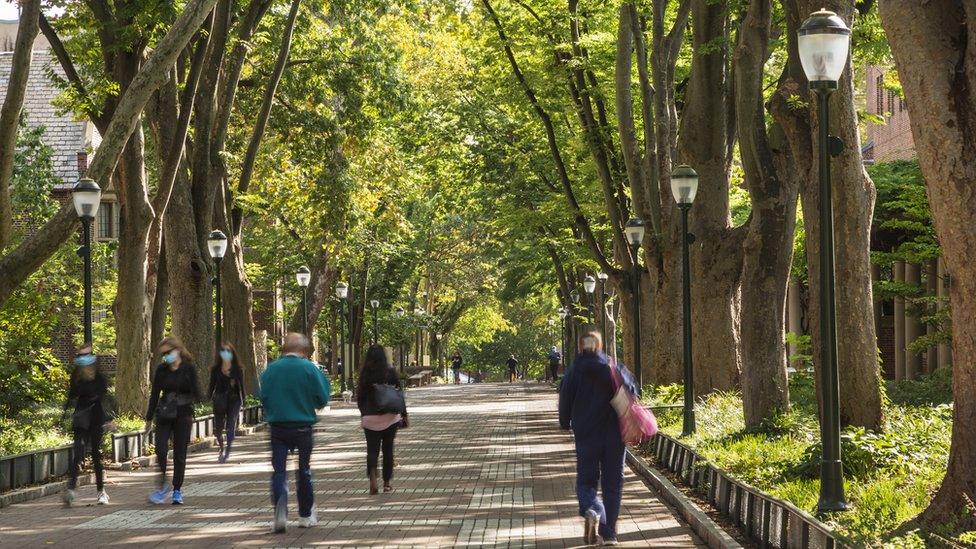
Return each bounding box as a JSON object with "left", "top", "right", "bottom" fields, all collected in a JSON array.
[
  {"left": 357, "top": 345, "right": 407, "bottom": 495},
  {"left": 209, "top": 343, "right": 245, "bottom": 463},
  {"left": 62, "top": 342, "right": 115, "bottom": 507},
  {"left": 145, "top": 336, "right": 201, "bottom": 505},
  {"left": 558, "top": 331, "right": 637, "bottom": 546}
]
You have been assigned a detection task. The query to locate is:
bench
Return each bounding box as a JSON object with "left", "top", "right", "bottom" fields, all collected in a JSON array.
[{"left": 406, "top": 370, "right": 433, "bottom": 387}]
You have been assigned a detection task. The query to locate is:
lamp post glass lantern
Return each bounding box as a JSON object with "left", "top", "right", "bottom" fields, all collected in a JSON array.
[
  {"left": 207, "top": 230, "right": 228, "bottom": 349},
  {"left": 72, "top": 178, "right": 101, "bottom": 345},
  {"left": 799, "top": 8, "right": 850, "bottom": 515},
  {"left": 624, "top": 218, "right": 645, "bottom": 394},
  {"left": 583, "top": 275, "right": 596, "bottom": 323},
  {"left": 671, "top": 165, "right": 699, "bottom": 436}
]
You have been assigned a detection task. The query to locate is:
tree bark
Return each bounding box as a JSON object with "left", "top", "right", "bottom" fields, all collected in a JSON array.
[
  {"left": 0, "top": 0, "right": 40, "bottom": 251},
  {"left": 733, "top": 0, "right": 795, "bottom": 428},
  {"left": 879, "top": 0, "right": 976, "bottom": 530},
  {"left": 676, "top": 0, "right": 742, "bottom": 395}
]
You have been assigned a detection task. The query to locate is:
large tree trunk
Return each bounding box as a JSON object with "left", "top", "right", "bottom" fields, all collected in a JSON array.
[
  {"left": 0, "top": 0, "right": 40, "bottom": 251},
  {"left": 733, "top": 0, "right": 795, "bottom": 428},
  {"left": 676, "top": 0, "right": 741, "bottom": 395},
  {"left": 776, "top": 0, "right": 882, "bottom": 430},
  {"left": 879, "top": 0, "right": 976, "bottom": 530}
]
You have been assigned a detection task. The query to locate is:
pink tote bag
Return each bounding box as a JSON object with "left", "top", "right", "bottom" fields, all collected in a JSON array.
[{"left": 609, "top": 362, "right": 658, "bottom": 445}]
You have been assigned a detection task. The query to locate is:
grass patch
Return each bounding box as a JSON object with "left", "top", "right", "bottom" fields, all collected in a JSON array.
[{"left": 647, "top": 370, "right": 953, "bottom": 546}]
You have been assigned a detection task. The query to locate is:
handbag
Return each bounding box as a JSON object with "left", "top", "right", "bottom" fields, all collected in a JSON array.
[
  {"left": 156, "top": 391, "right": 179, "bottom": 421},
  {"left": 372, "top": 383, "right": 406, "bottom": 414},
  {"left": 609, "top": 362, "right": 658, "bottom": 445},
  {"left": 72, "top": 403, "right": 95, "bottom": 431}
]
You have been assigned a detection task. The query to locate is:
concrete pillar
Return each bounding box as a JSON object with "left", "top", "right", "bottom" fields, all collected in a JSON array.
[
  {"left": 787, "top": 278, "right": 803, "bottom": 367},
  {"left": 894, "top": 261, "right": 906, "bottom": 381},
  {"left": 905, "top": 262, "right": 923, "bottom": 379},
  {"left": 937, "top": 258, "right": 951, "bottom": 369},
  {"left": 926, "top": 259, "right": 939, "bottom": 374}
]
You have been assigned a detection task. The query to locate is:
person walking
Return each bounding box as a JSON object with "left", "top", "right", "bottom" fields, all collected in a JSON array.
[
  {"left": 357, "top": 345, "right": 407, "bottom": 495},
  {"left": 260, "top": 333, "right": 331, "bottom": 533},
  {"left": 558, "top": 331, "right": 634, "bottom": 546},
  {"left": 450, "top": 351, "right": 463, "bottom": 385},
  {"left": 145, "top": 337, "right": 201, "bottom": 506},
  {"left": 209, "top": 343, "right": 245, "bottom": 464},
  {"left": 62, "top": 343, "right": 115, "bottom": 507},
  {"left": 547, "top": 346, "right": 562, "bottom": 382},
  {"left": 506, "top": 354, "right": 519, "bottom": 383}
]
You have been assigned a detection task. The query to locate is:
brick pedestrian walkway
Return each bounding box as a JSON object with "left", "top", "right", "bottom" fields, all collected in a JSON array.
[{"left": 0, "top": 383, "right": 705, "bottom": 548}]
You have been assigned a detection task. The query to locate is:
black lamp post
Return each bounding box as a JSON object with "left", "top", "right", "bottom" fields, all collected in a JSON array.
[
  {"left": 370, "top": 299, "right": 380, "bottom": 343},
  {"left": 624, "top": 218, "right": 645, "bottom": 395},
  {"left": 336, "top": 281, "right": 349, "bottom": 392},
  {"left": 671, "top": 165, "right": 699, "bottom": 436},
  {"left": 436, "top": 332, "right": 443, "bottom": 378},
  {"left": 296, "top": 266, "right": 311, "bottom": 337},
  {"left": 799, "top": 8, "right": 851, "bottom": 515},
  {"left": 597, "top": 272, "right": 609, "bottom": 345},
  {"left": 558, "top": 306, "right": 568, "bottom": 374},
  {"left": 583, "top": 275, "right": 596, "bottom": 325},
  {"left": 414, "top": 306, "right": 425, "bottom": 367},
  {"left": 72, "top": 178, "right": 101, "bottom": 345},
  {"left": 396, "top": 306, "right": 406, "bottom": 372},
  {"left": 207, "top": 230, "right": 228, "bottom": 349}
]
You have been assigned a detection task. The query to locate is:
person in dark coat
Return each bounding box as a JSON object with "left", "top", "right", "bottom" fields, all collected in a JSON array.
[
  {"left": 62, "top": 342, "right": 115, "bottom": 507},
  {"left": 547, "top": 346, "right": 562, "bottom": 382},
  {"left": 506, "top": 354, "right": 519, "bottom": 383},
  {"left": 450, "top": 351, "right": 463, "bottom": 385},
  {"left": 558, "top": 331, "right": 636, "bottom": 546},
  {"left": 357, "top": 345, "right": 407, "bottom": 494},
  {"left": 209, "top": 342, "right": 246, "bottom": 463}
]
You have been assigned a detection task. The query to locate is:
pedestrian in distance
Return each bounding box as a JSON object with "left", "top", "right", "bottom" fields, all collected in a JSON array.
[
  {"left": 451, "top": 350, "right": 463, "bottom": 385},
  {"left": 357, "top": 344, "right": 408, "bottom": 495},
  {"left": 62, "top": 342, "right": 116, "bottom": 507},
  {"left": 145, "top": 337, "right": 201, "bottom": 506},
  {"left": 558, "top": 331, "right": 634, "bottom": 546},
  {"left": 209, "top": 342, "right": 245, "bottom": 464},
  {"left": 260, "top": 332, "right": 331, "bottom": 533},
  {"left": 506, "top": 354, "right": 519, "bottom": 383},
  {"left": 547, "top": 346, "right": 561, "bottom": 382}
]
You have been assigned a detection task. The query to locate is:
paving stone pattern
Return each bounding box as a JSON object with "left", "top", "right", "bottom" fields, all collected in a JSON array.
[{"left": 0, "top": 383, "right": 705, "bottom": 548}]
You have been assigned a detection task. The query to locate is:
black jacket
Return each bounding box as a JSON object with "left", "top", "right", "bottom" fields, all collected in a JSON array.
[
  {"left": 64, "top": 372, "right": 113, "bottom": 428},
  {"left": 357, "top": 368, "right": 405, "bottom": 416},
  {"left": 146, "top": 362, "right": 201, "bottom": 420},
  {"left": 208, "top": 365, "right": 245, "bottom": 405}
]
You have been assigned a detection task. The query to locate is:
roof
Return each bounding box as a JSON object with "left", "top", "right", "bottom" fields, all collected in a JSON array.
[{"left": 0, "top": 49, "right": 100, "bottom": 190}]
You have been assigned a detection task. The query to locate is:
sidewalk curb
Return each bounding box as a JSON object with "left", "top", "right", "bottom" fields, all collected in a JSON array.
[
  {"left": 627, "top": 449, "right": 743, "bottom": 549},
  {"left": 0, "top": 473, "right": 93, "bottom": 509}
]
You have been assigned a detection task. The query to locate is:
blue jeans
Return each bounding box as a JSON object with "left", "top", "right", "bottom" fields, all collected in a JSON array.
[
  {"left": 270, "top": 424, "right": 314, "bottom": 518},
  {"left": 574, "top": 428, "right": 625, "bottom": 539}
]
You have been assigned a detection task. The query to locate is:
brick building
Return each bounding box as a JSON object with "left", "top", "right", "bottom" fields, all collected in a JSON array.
[{"left": 863, "top": 65, "right": 916, "bottom": 163}]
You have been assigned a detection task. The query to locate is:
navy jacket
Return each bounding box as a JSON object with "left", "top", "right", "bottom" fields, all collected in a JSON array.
[{"left": 558, "top": 352, "right": 637, "bottom": 440}]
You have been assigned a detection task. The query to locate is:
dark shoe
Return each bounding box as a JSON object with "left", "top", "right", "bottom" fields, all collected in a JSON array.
[{"left": 383, "top": 484, "right": 393, "bottom": 493}]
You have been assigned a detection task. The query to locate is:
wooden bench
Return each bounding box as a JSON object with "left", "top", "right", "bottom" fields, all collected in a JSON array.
[{"left": 406, "top": 370, "right": 433, "bottom": 387}]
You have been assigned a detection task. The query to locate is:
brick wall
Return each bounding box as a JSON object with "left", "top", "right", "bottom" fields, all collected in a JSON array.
[{"left": 865, "top": 65, "right": 916, "bottom": 162}]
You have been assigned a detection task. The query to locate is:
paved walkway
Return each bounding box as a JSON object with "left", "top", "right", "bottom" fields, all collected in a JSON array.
[{"left": 0, "top": 383, "right": 704, "bottom": 548}]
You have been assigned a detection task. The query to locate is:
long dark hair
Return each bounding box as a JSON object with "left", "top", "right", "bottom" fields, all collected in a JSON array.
[
  {"left": 212, "top": 341, "right": 242, "bottom": 377},
  {"left": 357, "top": 345, "right": 392, "bottom": 401}
]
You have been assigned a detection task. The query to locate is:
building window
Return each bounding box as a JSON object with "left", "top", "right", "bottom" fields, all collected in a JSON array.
[
  {"left": 875, "top": 75, "right": 883, "bottom": 115},
  {"left": 887, "top": 90, "right": 895, "bottom": 117},
  {"left": 96, "top": 202, "right": 116, "bottom": 240}
]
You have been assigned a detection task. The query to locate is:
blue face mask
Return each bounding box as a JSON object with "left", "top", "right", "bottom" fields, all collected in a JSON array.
[
  {"left": 219, "top": 350, "right": 233, "bottom": 362},
  {"left": 74, "top": 354, "right": 96, "bottom": 367},
  {"left": 162, "top": 350, "right": 179, "bottom": 364}
]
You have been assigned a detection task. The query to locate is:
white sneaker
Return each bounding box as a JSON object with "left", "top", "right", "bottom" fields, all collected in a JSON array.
[
  {"left": 297, "top": 505, "right": 317, "bottom": 528},
  {"left": 96, "top": 490, "right": 110, "bottom": 505},
  {"left": 271, "top": 496, "right": 287, "bottom": 533},
  {"left": 62, "top": 488, "right": 76, "bottom": 508}
]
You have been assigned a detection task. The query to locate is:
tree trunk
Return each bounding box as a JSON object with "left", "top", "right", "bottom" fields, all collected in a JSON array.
[
  {"left": 221, "top": 236, "right": 257, "bottom": 393},
  {"left": 677, "top": 0, "right": 741, "bottom": 395},
  {"left": 733, "top": 0, "right": 795, "bottom": 428},
  {"left": 0, "top": 0, "right": 40, "bottom": 251},
  {"left": 879, "top": 0, "right": 976, "bottom": 530}
]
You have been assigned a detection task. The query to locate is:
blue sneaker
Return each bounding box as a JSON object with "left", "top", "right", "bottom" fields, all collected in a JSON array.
[
  {"left": 171, "top": 489, "right": 184, "bottom": 505},
  {"left": 148, "top": 483, "right": 172, "bottom": 505}
]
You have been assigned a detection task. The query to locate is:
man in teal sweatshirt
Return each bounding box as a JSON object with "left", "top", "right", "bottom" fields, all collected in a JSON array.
[{"left": 260, "top": 332, "right": 330, "bottom": 533}]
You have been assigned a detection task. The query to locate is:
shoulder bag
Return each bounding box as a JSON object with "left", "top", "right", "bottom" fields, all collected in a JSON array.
[
  {"left": 609, "top": 361, "right": 658, "bottom": 445},
  {"left": 372, "top": 383, "right": 406, "bottom": 415}
]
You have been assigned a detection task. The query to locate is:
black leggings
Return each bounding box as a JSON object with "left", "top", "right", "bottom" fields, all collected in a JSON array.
[
  {"left": 155, "top": 415, "right": 193, "bottom": 489},
  {"left": 364, "top": 425, "right": 398, "bottom": 483},
  {"left": 68, "top": 427, "right": 104, "bottom": 490},
  {"left": 214, "top": 405, "right": 240, "bottom": 449}
]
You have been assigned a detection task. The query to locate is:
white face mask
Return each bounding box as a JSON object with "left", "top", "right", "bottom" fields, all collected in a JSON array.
[{"left": 163, "top": 350, "right": 180, "bottom": 364}]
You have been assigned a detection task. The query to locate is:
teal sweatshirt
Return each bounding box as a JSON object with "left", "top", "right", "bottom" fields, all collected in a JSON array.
[{"left": 259, "top": 355, "right": 331, "bottom": 426}]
